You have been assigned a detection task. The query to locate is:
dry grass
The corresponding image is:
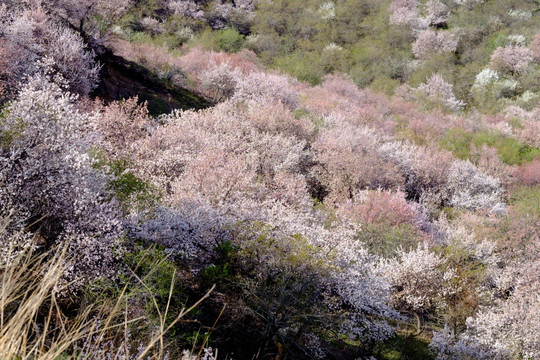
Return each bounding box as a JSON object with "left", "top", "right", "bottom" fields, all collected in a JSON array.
[{"left": 0, "top": 230, "right": 213, "bottom": 359}]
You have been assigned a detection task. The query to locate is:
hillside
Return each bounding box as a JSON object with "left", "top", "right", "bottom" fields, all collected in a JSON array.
[{"left": 0, "top": 0, "right": 539, "bottom": 359}]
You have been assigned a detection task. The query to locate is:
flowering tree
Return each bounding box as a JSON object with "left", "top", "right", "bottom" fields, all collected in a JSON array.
[
  {"left": 42, "top": 0, "right": 133, "bottom": 34},
  {"left": 424, "top": 0, "right": 449, "bottom": 27},
  {"left": 338, "top": 190, "right": 421, "bottom": 227},
  {"left": 445, "top": 160, "right": 504, "bottom": 212},
  {"left": 412, "top": 30, "right": 458, "bottom": 59},
  {"left": 383, "top": 245, "right": 457, "bottom": 333},
  {"left": 389, "top": 0, "right": 421, "bottom": 27},
  {"left": 431, "top": 261, "right": 540, "bottom": 359},
  {"left": 232, "top": 71, "right": 299, "bottom": 110},
  {"left": 199, "top": 61, "right": 241, "bottom": 102},
  {"left": 93, "top": 97, "right": 153, "bottom": 160},
  {"left": 0, "top": 40, "right": 15, "bottom": 101},
  {"left": 0, "top": 8, "right": 100, "bottom": 95},
  {"left": 490, "top": 45, "right": 535, "bottom": 74},
  {"left": 532, "top": 33, "right": 540, "bottom": 63},
  {"left": 312, "top": 121, "right": 404, "bottom": 203},
  {"left": 518, "top": 160, "right": 540, "bottom": 186},
  {"left": 168, "top": 0, "right": 205, "bottom": 20},
  {"left": 416, "top": 74, "right": 465, "bottom": 112},
  {"left": 0, "top": 68, "right": 123, "bottom": 288}
]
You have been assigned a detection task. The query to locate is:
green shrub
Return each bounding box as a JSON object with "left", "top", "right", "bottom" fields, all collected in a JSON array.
[
  {"left": 377, "top": 333, "right": 435, "bottom": 360},
  {"left": 441, "top": 128, "right": 540, "bottom": 165},
  {"left": 122, "top": 245, "right": 182, "bottom": 310},
  {"left": 214, "top": 28, "right": 244, "bottom": 53},
  {"left": 357, "top": 223, "right": 423, "bottom": 258},
  {"left": 510, "top": 186, "right": 540, "bottom": 217},
  {"left": 193, "top": 28, "right": 245, "bottom": 53},
  {"left": 440, "top": 128, "right": 474, "bottom": 160},
  {"left": 201, "top": 241, "right": 237, "bottom": 286},
  {"left": 273, "top": 51, "right": 324, "bottom": 84},
  {"left": 370, "top": 76, "right": 400, "bottom": 95}
]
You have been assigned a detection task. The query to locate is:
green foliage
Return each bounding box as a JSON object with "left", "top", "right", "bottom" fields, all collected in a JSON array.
[
  {"left": 370, "top": 76, "right": 400, "bottom": 95},
  {"left": 408, "top": 54, "right": 457, "bottom": 89},
  {"left": 91, "top": 153, "right": 161, "bottom": 212},
  {"left": 485, "top": 32, "right": 510, "bottom": 53},
  {"left": 203, "top": 221, "right": 342, "bottom": 357},
  {"left": 82, "top": 241, "right": 183, "bottom": 319},
  {"left": 510, "top": 185, "right": 540, "bottom": 217},
  {"left": 434, "top": 243, "right": 488, "bottom": 332},
  {"left": 108, "top": 161, "right": 148, "bottom": 200},
  {"left": 195, "top": 28, "right": 244, "bottom": 53},
  {"left": 143, "top": 93, "right": 171, "bottom": 115},
  {"left": 201, "top": 241, "right": 237, "bottom": 286},
  {"left": 131, "top": 31, "right": 183, "bottom": 49},
  {"left": 0, "top": 109, "right": 24, "bottom": 148},
  {"left": 215, "top": 28, "right": 244, "bottom": 53},
  {"left": 357, "top": 223, "right": 423, "bottom": 258},
  {"left": 349, "top": 38, "right": 411, "bottom": 88},
  {"left": 441, "top": 128, "right": 540, "bottom": 165},
  {"left": 476, "top": 133, "right": 539, "bottom": 165},
  {"left": 440, "top": 128, "right": 474, "bottom": 160},
  {"left": 123, "top": 245, "right": 181, "bottom": 309},
  {"left": 274, "top": 51, "right": 324, "bottom": 84},
  {"left": 376, "top": 333, "right": 435, "bottom": 360}
]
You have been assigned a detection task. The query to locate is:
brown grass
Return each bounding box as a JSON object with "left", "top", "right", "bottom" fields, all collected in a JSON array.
[{"left": 0, "top": 228, "right": 213, "bottom": 359}]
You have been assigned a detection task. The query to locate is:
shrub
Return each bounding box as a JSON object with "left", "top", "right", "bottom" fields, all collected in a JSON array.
[
  {"left": 490, "top": 44, "right": 534, "bottom": 74},
  {"left": 441, "top": 128, "right": 483, "bottom": 161},
  {"left": 312, "top": 123, "right": 404, "bottom": 203},
  {"left": 415, "top": 74, "right": 465, "bottom": 112},
  {"left": 0, "top": 70, "right": 123, "bottom": 288},
  {"left": 211, "top": 28, "right": 245, "bottom": 53},
  {"left": 0, "top": 8, "right": 100, "bottom": 95},
  {"left": 445, "top": 160, "right": 504, "bottom": 212},
  {"left": 441, "top": 128, "right": 540, "bottom": 166},
  {"left": 518, "top": 160, "right": 540, "bottom": 186},
  {"left": 356, "top": 222, "right": 425, "bottom": 258},
  {"left": 338, "top": 190, "right": 420, "bottom": 227},
  {"left": 412, "top": 30, "right": 458, "bottom": 59},
  {"left": 221, "top": 221, "right": 339, "bottom": 358},
  {"left": 273, "top": 52, "right": 324, "bottom": 85}
]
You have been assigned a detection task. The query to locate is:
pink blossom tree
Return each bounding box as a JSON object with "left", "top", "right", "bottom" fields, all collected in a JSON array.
[
  {"left": 424, "top": 0, "right": 448, "bottom": 27},
  {"left": 412, "top": 30, "right": 458, "bottom": 59},
  {"left": 93, "top": 97, "right": 153, "bottom": 160},
  {"left": 532, "top": 33, "right": 540, "bottom": 63},
  {"left": 312, "top": 121, "right": 404, "bottom": 203},
  {"left": 490, "top": 45, "right": 534, "bottom": 74},
  {"left": 389, "top": 0, "right": 421, "bottom": 27}
]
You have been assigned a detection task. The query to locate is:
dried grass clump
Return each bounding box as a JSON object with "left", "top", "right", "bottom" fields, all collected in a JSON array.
[{"left": 0, "top": 223, "right": 213, "bottom": 360}]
